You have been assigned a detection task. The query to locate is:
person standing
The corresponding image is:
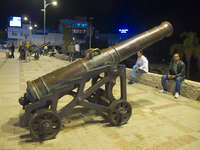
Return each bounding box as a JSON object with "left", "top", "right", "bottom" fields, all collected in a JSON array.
[
  {"left": 128, "top": 50, "right": 149, "bottom": 84},
  {"left": 44, "top": 45, "right": 48, "bottom": 56},
  {"left": 19, "top": 41, "right": 26, "bottom": 60},
  {"left": 10, "top": 42, "right": 15, "bottom": 58},
  {"left": 26, "top": 42, "right": 31, "bottom": 62},
  {"left": 75, "top": 42, "right": 80, "bottom": 56},
  {"left": 68, "top": 41, "right": 75, "bottom": 62},
  {"left": 160, "top": 53, "right": 185, "bottom": 99}
]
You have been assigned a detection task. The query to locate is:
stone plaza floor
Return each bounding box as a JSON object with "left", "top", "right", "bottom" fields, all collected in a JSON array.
[{"left": 0, "top": 51, "right": 200, "bottom": 150}]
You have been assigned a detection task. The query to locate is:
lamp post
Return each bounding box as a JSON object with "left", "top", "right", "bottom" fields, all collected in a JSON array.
[
  {"left": 43, "top": 0, "right": 58, "bottom": 44},
  {"left": 23, "top": 16, "right": 32, "bottom": 42},
  {"left": 23, "top": 17, "right": 38, "bottom": 43},
  {"left": 89, "top": 17, "right": 94, "bottom": 49}
]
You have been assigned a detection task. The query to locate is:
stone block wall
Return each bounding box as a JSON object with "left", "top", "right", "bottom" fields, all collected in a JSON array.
[{"left": 127, "top": 69, "right": 200, "bottom": 100}]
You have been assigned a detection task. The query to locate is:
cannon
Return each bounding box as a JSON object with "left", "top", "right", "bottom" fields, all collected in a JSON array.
[{"left": 19, "top": 22, "right": 173, "bottom": 140}]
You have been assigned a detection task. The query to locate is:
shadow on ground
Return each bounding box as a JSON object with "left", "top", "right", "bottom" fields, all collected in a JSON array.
[
  {"left": 1, "top": 107, "right": 108, "bottom": 143},
  {"left": 0, "top": 98, "right": 151, "bottom": 143}
]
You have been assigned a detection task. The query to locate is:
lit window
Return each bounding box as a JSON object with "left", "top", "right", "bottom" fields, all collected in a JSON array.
[{"left": 12, "top": 31, "right": 17, "bottom": 36}]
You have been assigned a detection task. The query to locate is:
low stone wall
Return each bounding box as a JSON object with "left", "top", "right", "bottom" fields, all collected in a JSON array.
[
  {"left": 127, "top": 68, "right": 200, "bottom": 100},
  {"left": 55, "top": 53, "right": 68, "bottom": 60}
]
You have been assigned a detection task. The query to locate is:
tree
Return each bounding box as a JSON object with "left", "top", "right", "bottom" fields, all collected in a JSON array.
[
  {"left": 62, "top": 25, "right": 73, "bottom": 54},
  {"left": 170, "top": 32, "right": 200, "bottom": 78},
  {"left": 194, "top": 45, "right": 200, "bottom": 71}
]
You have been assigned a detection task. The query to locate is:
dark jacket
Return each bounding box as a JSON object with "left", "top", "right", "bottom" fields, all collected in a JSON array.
[
  {"left": 168, "top": 60, "right": 185, "bottom": 77},
  {"left": 11, "top": 44, "right": 15, "bottom": 52}
]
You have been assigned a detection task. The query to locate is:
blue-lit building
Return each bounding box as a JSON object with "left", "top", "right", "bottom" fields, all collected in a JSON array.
[
  {"left": 95, "top": 28, "right": 131, "bottom": 46},
  {"left": 59, "top": 17, "right": 92, "bottom": 44}
]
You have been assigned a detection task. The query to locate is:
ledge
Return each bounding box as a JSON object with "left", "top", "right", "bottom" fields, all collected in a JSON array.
[{"left": 126, "top": 68, "right": 200, "bottom": 100}]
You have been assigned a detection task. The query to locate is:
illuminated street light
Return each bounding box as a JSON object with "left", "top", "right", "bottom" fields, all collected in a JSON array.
[
  {"left": 52, "top": 1, "right": 58, "bottom": 6},
  {"left": 23, "top": 16, "right": 38, "bottom": 42},
  {"left": 43, "top": 0, "right": 58, "bottom": 44},
  {"left": 23, "top": 16, "right": 28, "bottom": 21}
]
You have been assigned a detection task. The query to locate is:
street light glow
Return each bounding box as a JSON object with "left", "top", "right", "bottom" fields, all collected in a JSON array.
[
  {"left": 52, "top": 1, "right": 58, "bottom": 6},
  {"left": 34, "top": 24, "right": 38, "bottom": 28},
  {"left": 24, "top": 16, "right": 28, "bottom": 21},
  {"left": 29, "top": 26, "right": 33, "bottom": 30}
]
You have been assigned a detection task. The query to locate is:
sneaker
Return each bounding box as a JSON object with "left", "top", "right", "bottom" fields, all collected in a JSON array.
[
  {"left": 174, "top": 92, "right": 179, "bottom": 99},
  {"left": 159, "top": 89, "right": 168, "bottom": 93},
  {"left": 128, "top": 80, "right": 136, "bottom": 85}
]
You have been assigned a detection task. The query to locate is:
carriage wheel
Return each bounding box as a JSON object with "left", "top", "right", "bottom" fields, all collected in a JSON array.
[
  {"left": 29, "top": 109, "right": 61, "bottom": 140},
  {"left": 109, "top": 100, "right": 132, "bottom": 126}
]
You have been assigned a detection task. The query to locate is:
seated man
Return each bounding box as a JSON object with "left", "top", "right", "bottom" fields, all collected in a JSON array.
[
  {"left": 160, "top": 53, "right": 185, "bottom": 99},
  {"left": 128, "top": 50, "right": 149, "bottom": 84},
  {"left": 50, "top": 46, "right": 57, "bottom": 57}
]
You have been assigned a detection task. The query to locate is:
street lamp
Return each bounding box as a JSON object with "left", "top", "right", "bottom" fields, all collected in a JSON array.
[
  {"left": 52, "top": 1, "right": 58, "bottom": 6},
  {"left": 29, "top": 26, "right": 33, "bottom": 30},
  {"left": 43, "top": 0, "right": 58, "bottom": 44},
  {"left": 34, "top": 24, "right": 38, "bottom": 28},
  {"left": 24, "top": 16, "right": 28, "bottom": 21},
  {"left": 23, "top": 17, "right": 38, "bottom": 43},
  {"left": 89, "top": 17, "right": 94, "bottom": 49},
  {"left": 23, "top": 16, "right": 32, "bottom": 42}
]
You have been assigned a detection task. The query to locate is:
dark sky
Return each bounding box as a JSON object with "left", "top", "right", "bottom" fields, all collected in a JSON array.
[{"left": 0, "top": 0, "right": 200, "bottom": 35}]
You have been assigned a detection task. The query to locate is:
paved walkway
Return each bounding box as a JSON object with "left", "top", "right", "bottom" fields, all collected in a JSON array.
[{"left": 0, "top": 51, "right": 200, "bottom": 150}]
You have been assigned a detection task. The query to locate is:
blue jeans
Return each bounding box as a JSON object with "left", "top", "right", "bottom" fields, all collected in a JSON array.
[
  {"left": 131, "top": 65, "right": 145, "bottom": 79},
  {"left": 161, "top": 75, "right": 183, "bottom": 93}
]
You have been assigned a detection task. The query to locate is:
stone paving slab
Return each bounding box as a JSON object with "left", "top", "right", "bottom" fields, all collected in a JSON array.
[{"left": 0, "top": 52, "right": 199, "bottom": 150}]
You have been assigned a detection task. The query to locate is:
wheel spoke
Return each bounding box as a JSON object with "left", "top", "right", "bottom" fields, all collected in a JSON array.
[
  {"left": 109, "top": 101, "right": 132, "bottom": 126},
  {"left": 29, "top": 109, "right": 61, "bottom": 140}
]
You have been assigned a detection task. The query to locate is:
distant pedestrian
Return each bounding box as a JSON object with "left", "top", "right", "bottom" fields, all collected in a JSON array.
[
  {"left": 10, "top": 42, "right": 15, "bottom": 58},
  {"left": 26, "top": 42, "right": 31, "bottom": 62},
  {"left": 75, "top": 42, "right": 80, "bottom": 55},
  {"left": 44, "top": 45, "right": 48, "bottom": 56},
  {"left": 50, "top": 46, "right": 57, "bottom": 57},
  {"left": 19, "top": 42, "right": 26, "bottom": 60},
  {"left": 68, "top": 41, "right": 75, "bottom": 62},
  {"left": 128, "top": 50, "right": 149, "bottom": 84}
]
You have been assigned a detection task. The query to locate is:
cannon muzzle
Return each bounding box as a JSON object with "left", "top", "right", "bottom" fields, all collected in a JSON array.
[{"left": 23, "top": 21, "right": 173, "bottom": 101}]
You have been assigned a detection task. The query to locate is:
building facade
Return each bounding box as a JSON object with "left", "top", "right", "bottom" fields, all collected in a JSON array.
[
  {"left": 7, "top": 24, "right": 63, "bottom": 46},
  {"left": 59, "top": 17, "right": 94, "bottom": 44}
]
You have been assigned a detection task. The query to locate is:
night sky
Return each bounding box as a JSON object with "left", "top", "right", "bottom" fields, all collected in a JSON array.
[
  {"left": 1, "top": 0, "right": 200, "bottom": 35},
  {"left": 1, "top": 0, "right": 200, "bottom": 79}
]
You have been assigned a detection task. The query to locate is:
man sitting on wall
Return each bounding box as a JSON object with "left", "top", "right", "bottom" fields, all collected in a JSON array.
[
  {"left": 160, "top": 53, "right": 185, "bottom": 99},
  {"left": 128, "top": 50, "right": 149, "bottom": 84}
]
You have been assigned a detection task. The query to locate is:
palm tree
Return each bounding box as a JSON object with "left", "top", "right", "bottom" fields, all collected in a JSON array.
[{"left": 170, "top": 32, "right": 200, "bottom": 78}]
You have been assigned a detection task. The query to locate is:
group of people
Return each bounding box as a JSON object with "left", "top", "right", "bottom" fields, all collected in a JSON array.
[
  {"left": 8, "top": 41, "right": 38, "bottom": 61},
  {"left": 19, "top": 42, "right": 31, "bottom": 61},
  {"left": 129, "top": 50, "right": 185, "bottom": 99},
  {"left": 7, "top": 41, "right": 32, "bottom": 60}
]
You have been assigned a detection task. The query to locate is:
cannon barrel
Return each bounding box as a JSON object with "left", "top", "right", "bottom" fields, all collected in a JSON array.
[{"left": 26, "top": 21, "right": 173, "bottom": 101}]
